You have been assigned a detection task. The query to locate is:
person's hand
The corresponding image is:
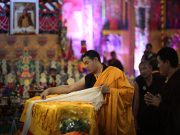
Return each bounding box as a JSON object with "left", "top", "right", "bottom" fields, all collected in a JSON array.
[
  {"left": 40, "top": 88, "right": 50, "bottom": 99},
  {"left": 144, "top": 92, "right": 161, "bottom": 107},
  {"left": 101, "top": 85, "right": 109, "bottom": 94}
]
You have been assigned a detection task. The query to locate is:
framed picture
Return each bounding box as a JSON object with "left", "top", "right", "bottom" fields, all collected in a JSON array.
[{"left": 10, "top": 0, "right": 39, "bottom": 34}]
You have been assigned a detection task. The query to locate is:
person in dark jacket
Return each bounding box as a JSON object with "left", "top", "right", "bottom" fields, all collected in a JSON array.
[
  {"left": 108, "top": 51, "right": 124, "bottom": 71},
  {"left": 144, "top": 47, "right": 180, "bottom": 135},
  {"left": 133, "top": 60, "right": 165, "bottom": 135}
]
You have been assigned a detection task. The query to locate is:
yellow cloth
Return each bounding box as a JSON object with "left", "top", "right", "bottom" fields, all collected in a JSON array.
[
  {"left": 20, "top": 96, "right": 98, "bottom": 135},
  {"left": 94, "top": 66, "right": 136, "bottom": 135}
]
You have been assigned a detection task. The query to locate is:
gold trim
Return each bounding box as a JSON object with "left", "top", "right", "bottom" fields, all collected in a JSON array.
[{"left": 102, "top": 30, "right": 124, "bottom": 35}]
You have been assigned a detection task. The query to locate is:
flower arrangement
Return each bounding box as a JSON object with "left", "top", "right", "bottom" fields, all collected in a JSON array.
[{"left": 59, "top": 117, "right": 90, "bottom": 135}]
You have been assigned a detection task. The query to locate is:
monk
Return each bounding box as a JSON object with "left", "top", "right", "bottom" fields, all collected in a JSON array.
[
  {"left": 18, "top": 9, "right": 33, "bottom": 28},
  {"left": 41, "top": 50, "right": 135, "bottom": 135}
]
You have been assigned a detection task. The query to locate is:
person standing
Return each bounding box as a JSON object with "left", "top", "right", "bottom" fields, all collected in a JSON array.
[
  {"left": 108, "top": 51, "right": 124, "bottom": 71},
  {"left": 144, "top": 47, "right": 180, "bottom": 135},
  {"left": 141, "top": 43, "right": 156, "bottom": 61},
  {"left": 133, "top": 61, "right": 165, "bottom": 135},
  {"left": 41, "top": 50, "right": 135, "bottom": 135}
]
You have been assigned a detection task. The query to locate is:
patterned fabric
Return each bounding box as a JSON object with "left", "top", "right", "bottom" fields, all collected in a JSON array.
[
  {"left": 20, "top": 87, "right": 103, "bottom": 135},
  {"left": 0, "top": 3, "right": 9, "bottom": 33}
]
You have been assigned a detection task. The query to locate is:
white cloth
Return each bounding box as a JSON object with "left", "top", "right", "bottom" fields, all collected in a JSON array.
[{"left": 22, "top": 87, "right": 104, "bottom": 135}]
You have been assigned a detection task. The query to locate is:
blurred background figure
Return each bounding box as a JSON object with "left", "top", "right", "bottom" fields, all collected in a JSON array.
[
  {"left": 141, "top": 43, "right": 156, "bottom": 61},
  {"left": 108, "top": 51, "right": 124, "bottom": 71}
]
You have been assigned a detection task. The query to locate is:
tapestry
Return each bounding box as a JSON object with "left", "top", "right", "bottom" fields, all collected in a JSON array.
[
  {"left": 103, "top": 0, "right": 128, "bottom": 30},
  {"left": 149, "top": 0, "right": 161, "bottom": 30},
  {"left": 166, "top": 0, "right": 180, "bottom": 29},
  {"left": 0, "top": 1, "right": 9, "bottom": 33},
  {"left": 39, "top": 1, "right": 61, "bottom": 33}
]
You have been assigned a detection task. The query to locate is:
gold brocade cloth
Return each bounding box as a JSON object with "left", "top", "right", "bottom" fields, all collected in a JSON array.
[{"left": 20, "top": 96, "right": 98, "bottom": 135}]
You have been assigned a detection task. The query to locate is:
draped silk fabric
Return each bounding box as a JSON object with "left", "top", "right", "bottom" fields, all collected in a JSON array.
[
  {"left": 94, "top": 66, "right": 136, "bottom": 135},
  {"left": 20, "top": 87, "right": 104, "bottom": 135}
]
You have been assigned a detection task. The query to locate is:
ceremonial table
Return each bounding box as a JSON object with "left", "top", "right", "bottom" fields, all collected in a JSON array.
[{"left": 20, "top": 95, "right": 100, "bottom": 135}]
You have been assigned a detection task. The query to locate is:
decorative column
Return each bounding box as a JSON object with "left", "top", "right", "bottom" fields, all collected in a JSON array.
[
  {"left": 83, "top": 0, "right": 93, "bottom": 50},
  {"left": 134, "top": 0, "right": 150, "bottom": 75},
  {"left": 129, "top": 0, "right": 135, "bottom": 76},
  {"left": 160, "top": 0, "right": 166, "bottom": 47},
  {"left": 57, "top": 0, "right": 63, "bottom": 57}
]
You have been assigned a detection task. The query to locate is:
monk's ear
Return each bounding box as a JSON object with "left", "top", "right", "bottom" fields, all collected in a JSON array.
[{"left": 93, "top": 57, "right": 99, "bottom": 62}]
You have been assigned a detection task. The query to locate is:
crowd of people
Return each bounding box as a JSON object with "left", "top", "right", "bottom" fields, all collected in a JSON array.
[
  {"left": 39, "top": 45, "right": 180, "bottom": 135},
  {"left": 133, "top": 45, "right": 180, "bottom": 135}
]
